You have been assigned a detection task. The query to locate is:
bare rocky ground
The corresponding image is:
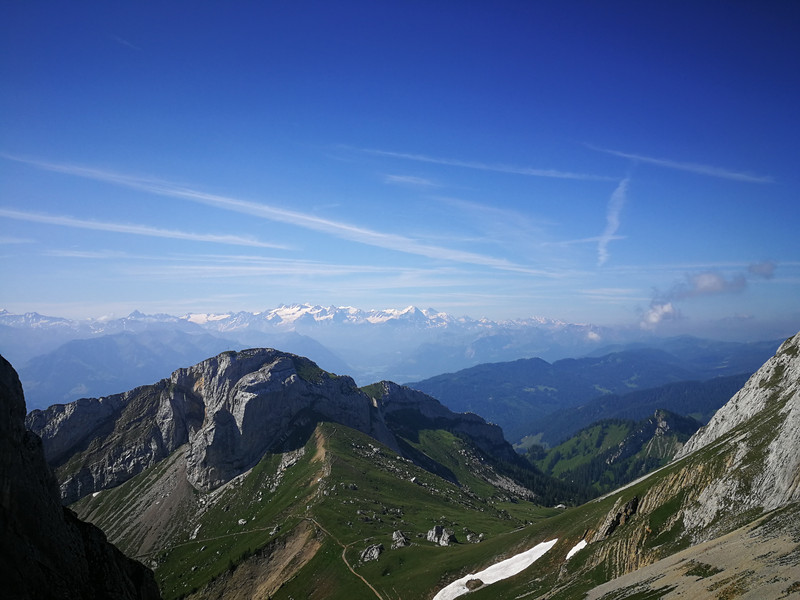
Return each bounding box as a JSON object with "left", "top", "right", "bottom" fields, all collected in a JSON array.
[
  {"left": 184, "top": 520, "right": 323, "bottom": 600},
  {"left": 586, "top": 501, "right": 800, "bottom": 600}
]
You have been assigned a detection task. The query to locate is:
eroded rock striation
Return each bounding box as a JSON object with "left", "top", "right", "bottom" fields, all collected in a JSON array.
[
  {"left": 0, "top": 355, "right": 161, "bottom": 600},
  {"left": 574, "top": 332, "right": 800, "bottom": 583}
]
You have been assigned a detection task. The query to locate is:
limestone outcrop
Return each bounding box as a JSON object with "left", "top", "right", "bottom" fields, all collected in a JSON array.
[
  {"left": 359, "top": 543, "right": 384, "bottom": 562},
  {"left": 27, "top": 349, "right": 518, "bottom": 503},
  {"left": 391, "top": 530, "right": 410, "bottom": 548},
  {"left": 426, "top": 525, "right": 457, "bottom": 546},
  {"left": 575, "top": 332, "right": 800, "bottom": 583}
]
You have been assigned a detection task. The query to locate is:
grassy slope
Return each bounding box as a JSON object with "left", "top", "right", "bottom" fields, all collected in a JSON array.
[
  {"left": 529, "top": 411, "right": 700, "bottom": 497},
  {"left": 73, "top": 421, "right": 561, "bottom": 600},
  {"left": 72, "top": 411, "right": 795, "bottom": 600},
  {"left": 72, "top": 335, "right": 796, "bottom": 600}
]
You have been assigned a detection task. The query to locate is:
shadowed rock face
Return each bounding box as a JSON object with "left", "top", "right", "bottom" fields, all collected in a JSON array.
[
  {"left": 28, "top": 348, "right": 514, "bottom": 505},
  {"left": 0, "top": 355, "right": 162, "bottom": 600}
]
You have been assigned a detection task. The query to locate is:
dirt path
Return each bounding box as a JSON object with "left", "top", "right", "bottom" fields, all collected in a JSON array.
[{"left": 306, "top": 517, "right": 385, "bottom": 600}]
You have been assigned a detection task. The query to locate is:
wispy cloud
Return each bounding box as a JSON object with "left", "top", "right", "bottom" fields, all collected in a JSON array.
[
  {"left": 588, "top": 145, "right": 774, "bottom": 183},
  {"left": 579, "top": 287, "right": 645, "bottom": 299},
  {"left": 597, "top": 178, "right": 629, "bottom": 266},
  {"left": 360, "top": 148, "right": 616, "bottom": 181},
  {"left": 0, "top": 235, "right": 34, "bottom": 244},
  {"left": 4, "top": 155, "right": 554, "bottom": 275},
  {"left": 0, "top": 207, "right": 288, "bottom": 249},
  {"left": 108, "top": 34, "right": 140, "bottom": 50},
  {"left": 661, "top": 271, "right": 748, "bottom": 302},
  {"left": 384, "top": 174, "right": 440, "bottom": 187},
  {"left": 748, "top": 260, "right": 776, "bottom": 279}
]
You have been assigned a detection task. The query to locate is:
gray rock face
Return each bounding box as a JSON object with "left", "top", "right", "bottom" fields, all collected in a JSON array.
[
  {"left": 677, "top": 332, "right": 800, "bottom": 462},
  {"left": 0, "top": 355, "right": 162, "bottom": 600},
  {"left": 29, "top": 349, "right": 400, "bottom": 499},
  {"left": 673, "top": 332, "right": 800, "bottom": 527},
  {"left": 178, "top": 350, "right": 398, "bottom": 491}
]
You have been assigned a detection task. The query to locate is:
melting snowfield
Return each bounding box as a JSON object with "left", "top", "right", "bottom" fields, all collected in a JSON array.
[
  {"left": 433, "top": 538, "right": 558, "bottom": 600},
  {"left": 565, "top": 539, "right": 587, "bottom": 560}
]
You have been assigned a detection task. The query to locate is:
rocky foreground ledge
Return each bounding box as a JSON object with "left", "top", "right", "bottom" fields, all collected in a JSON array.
[{"left": 0, "top": 355, "right": 162, "bottom": 600}]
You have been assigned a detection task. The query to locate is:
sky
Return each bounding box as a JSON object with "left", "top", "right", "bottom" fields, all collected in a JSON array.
[{"left": 1, "top": 1, "right": 799, "bottom": 341}]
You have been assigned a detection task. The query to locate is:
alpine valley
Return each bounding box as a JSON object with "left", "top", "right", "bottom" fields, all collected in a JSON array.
[{"left": 6, "top": 330, "right": 799, "bottom": 599}]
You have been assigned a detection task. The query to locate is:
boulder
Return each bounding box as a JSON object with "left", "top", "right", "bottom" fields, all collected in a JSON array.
[
  {"left": 426, "top": 525, "right": 457, "bottom": 546},
  {"left": 391, "top": 530, "right": 410, "bottom": 549},
  {"left": 360, "top": 543, "right": 384, "bottom": 562}
]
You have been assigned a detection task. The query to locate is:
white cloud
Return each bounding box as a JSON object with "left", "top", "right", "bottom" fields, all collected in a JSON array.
[
  {"left": 588, "top": 145, "right": 774, "bottom": 184},
  {"left": 641, "top": 302, "right": 677, "bottom": 328},
  {"left": 360, "top": 148, "right": 616, "bottom": 181},
  {"left": 0, "top": 207, "right": 287, "bottom": 249},
  {"left": 748, "top": 260, "right": 776, "bottom": 279},
  {"left": 0, "top": 236, "right": 34, "bottom": 244},
  {"left": 384, "top": 174, "right": 439, "bottom": 187},
  {"left": 3, "top": 155, "right": 556, "bottom": 275},
  {"left": 597, "top": 178, "right": 629, "bottom": 266},
  {"left": 664, "top": 271, "right": 748, "bottom": 301}
]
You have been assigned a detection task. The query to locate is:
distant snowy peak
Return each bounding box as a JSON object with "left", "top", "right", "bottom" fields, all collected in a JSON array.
[
  {"left": 185, "top": 313, "right": 232, "bottom": 325},
  {"left": 0, "top": 310, "right": 80, "bottom": 330},
  {"left": 179, "top": 304, "right": 461, "bottom": 330},
  {"left": 0, "top": 305, "right": 579, "bottom": 335}
]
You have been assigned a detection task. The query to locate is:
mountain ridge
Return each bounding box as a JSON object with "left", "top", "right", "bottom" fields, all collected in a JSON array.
[
  {"left": 26, "top": 348, "right": 550, "bottom": 506},
  {"left": 2, "top": 307, "right": 783, "bottom": 410}
]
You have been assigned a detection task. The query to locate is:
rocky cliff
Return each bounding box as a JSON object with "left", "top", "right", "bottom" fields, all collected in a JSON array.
[
  {"left": 28, "top": 348, "right": 519, "bottom": 504},
  {"left": 0, "top": 355, "right": 162, "bottom": 600},
  {"left": 552, "top": 332, "right": 800, "bottom": 592}
]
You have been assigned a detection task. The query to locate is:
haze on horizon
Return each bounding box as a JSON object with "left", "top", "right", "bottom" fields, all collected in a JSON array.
[{"left": 1, "top": 2, "right": 798, "bottom": 343}]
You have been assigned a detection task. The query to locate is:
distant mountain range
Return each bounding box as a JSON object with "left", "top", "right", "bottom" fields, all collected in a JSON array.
[
  {"left": 523, "top": 374, "right": 751, "bottom": 448},
  {"left": 0, "top": 306, "right": 784, "bottom": 412},
  {"left": 408, "top": 341, "right": 780, "bottom": 444}
]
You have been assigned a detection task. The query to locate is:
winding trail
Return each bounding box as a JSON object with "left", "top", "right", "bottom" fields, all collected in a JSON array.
[
  {"left": 304, "top": 427, "right": 384, "bottom": 599},
  {"left": 306, "top": 517, "right": 385, "bottom": 600}
]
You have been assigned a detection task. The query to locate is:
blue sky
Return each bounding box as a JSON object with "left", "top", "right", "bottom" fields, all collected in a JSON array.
[{"left": 1, "top": 1, "right": 798, "bottom": 340}]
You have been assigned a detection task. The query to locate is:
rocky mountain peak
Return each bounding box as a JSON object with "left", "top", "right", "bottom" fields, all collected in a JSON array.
[
  {"left": 28, "top": 348, "right": 521, "bottom": 506},
  {"left": 676, "top": 331, "right": 800, "bottom": 460}
]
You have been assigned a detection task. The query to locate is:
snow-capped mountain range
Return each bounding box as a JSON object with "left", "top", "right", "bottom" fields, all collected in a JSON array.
[
  {"left": 1, "top": 304, "right": 616, "bottom": 409},
  {"left": 0, "top": 303, "right": 591, "bottom": 357},
  {"left": 3, "top": 303, "right": 774, "bottom": 413}
]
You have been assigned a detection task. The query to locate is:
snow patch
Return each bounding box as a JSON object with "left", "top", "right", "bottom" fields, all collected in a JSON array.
[
  {"left": 433, "top": 538, "right": 558, "bottom": 600},
  {"left": 566, "top": 539, "right": 587, "bottom": 560},
  {"left": 186, "top": 313, "right": 230, "bottom": 324}
]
